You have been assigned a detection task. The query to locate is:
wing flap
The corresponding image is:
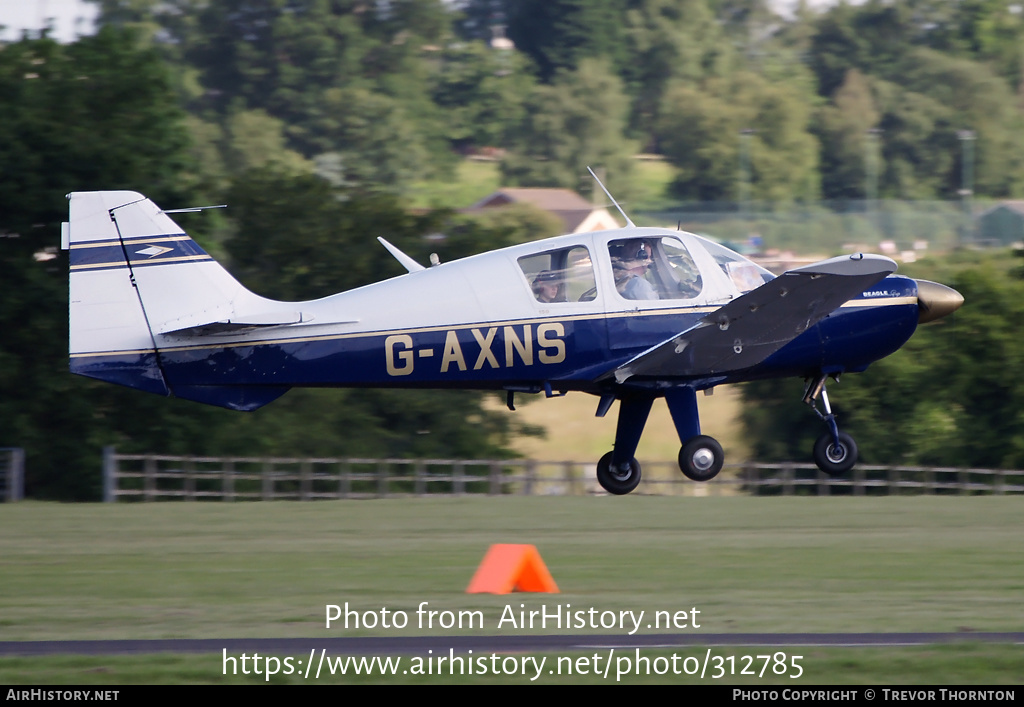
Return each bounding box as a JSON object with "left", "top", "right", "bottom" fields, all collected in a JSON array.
[{"left": 611, "top": 254, "right": 897, "bottom": 383}]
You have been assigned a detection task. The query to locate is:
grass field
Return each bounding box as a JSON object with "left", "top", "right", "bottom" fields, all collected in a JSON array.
[{"left": 1, "top": 497, "right": 1021, "bottom": 683}]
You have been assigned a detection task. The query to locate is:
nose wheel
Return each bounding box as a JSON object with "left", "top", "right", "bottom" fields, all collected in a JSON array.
[
  {"left": 803, "top": 374, "right": 858, "bottom": 476},
  {"left": 813, "top": 431, "right": 858, "bottom": 476}
]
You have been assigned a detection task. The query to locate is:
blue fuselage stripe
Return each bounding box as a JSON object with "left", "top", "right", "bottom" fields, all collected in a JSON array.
[{"left": 71, "top": 276, "right": 921, "bottom": 400}]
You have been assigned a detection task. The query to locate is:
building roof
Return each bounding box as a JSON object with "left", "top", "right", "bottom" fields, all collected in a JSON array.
[
  {"left": 978, "top": 200, "right": 1024, "bottom": 218},
  {"left": 467, "top": 188, "right": 620, "bottom": 234}
]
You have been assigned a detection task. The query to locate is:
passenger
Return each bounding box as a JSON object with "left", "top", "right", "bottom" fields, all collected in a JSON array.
[
  {"left": 610, "top": 240, "right": 658, "bottom": 300},
  {"left": 532, "top": 270, "right": 562, "bottom": 303}
]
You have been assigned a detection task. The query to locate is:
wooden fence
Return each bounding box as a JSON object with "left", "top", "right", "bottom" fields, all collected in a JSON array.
[
  {"left": 1, "top": 448, "right": 25, "bottom": 502},
  {"left": 101, "top": 447, "right": 1024, "bottom": 501}
]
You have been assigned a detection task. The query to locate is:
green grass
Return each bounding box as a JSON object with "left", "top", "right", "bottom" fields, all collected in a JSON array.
[
  {"left": 630, "top": 157, "right": 678, "bottom": 213},
  {"left": 1, "top": 497, "right": 1021, "bottom": 683},
  {"left": 408, "top": 159, "right": 502, "bottom": 209}
]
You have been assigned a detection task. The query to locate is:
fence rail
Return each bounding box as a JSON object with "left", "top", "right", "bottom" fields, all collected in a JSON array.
[{"left": 101, "top": 448, "right": 1024, "bottom": 501}]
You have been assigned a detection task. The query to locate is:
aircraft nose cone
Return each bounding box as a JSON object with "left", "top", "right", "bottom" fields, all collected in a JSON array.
[{"left": 915, "top": 279, "right": 964, "bottom": 323}]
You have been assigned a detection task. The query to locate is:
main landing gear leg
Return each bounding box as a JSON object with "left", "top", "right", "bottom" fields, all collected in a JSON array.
[
  {"left": 667, "top": 387, "right": 723, "bottom": 482},
  {"left": 596, "top": 395, "right": 652, "bottom": 495},
  {"left": 803, "top": 374, "right": 858, "bottom": 476}
]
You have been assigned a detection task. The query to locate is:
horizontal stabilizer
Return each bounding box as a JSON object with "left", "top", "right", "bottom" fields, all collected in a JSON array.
[
  {"left": 171, "top": 384, "right": 290, "bottom": 411},
  {"left": 611, "top": 253, "right": 897, "bottom": 383},
  {"left": 159, "top": 311, "right": 312, "bottom": 336}
]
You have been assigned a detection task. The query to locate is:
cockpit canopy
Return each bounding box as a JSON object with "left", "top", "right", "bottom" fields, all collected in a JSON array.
[{"left": 516, "top": 232, "right": 773, "bottom": 306}]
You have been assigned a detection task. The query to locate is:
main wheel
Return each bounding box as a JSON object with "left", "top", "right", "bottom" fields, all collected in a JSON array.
[
  {"left": 596, "top": 452, "right": 642, "bottom": 495},
  {"left": 678, "top": 435, "right": 724, "bottom": 481},
  {"left": 813, "top": 432, "right": 858, "bottom": 476}
]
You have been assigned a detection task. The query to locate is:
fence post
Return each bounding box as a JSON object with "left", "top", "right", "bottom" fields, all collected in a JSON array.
[
  {"left": 376, "top": 461, "right": 387, "bottom": 498},
  {"left": 184, "top": 456, "right": 196, "bottom": 500},
  {"left": 414, "top": 460, "right": 426, "bottom": 496},
  {"left": 339, "top": 460, "right": 350, "bottom": 499},
  {"left": 454, "top": 461, "right": 465, "bottom": 495},
  {"left": 262, "top": 460, "right": 273, "bottom": 501},
  {"left": 223, "top": 459, "right": 235, "bottom": 502},
  {"left": 144, "top": 455, "right": 156, "bottom": 501},
  {"left": 300, "top": 460, "right": 312, "bottom": 501},
  {"left": 4, "top": 448, "right": 26, "bottom": 502},
  {"left": 101, "top": 447, "right": 116, "bottom": 502},
  {"left": 489, "top": 461, "right": 500, "bottom": 495},
  {"left": 853, "top": 464, "right": 864, "bottom": 496}
]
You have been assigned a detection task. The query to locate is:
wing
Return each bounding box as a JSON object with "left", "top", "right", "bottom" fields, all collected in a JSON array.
[{"left": 608, "top": 253, "right": 897, "bottom": 384}]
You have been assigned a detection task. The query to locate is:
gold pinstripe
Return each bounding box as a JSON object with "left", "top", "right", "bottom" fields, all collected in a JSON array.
[{"left": 70, "top": 235, "right": 192, "bottom": 250}]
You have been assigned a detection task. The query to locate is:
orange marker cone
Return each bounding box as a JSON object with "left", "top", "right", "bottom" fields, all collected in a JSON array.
[{"left": 466, "top": 544, "right": 560, "bottom": 594}]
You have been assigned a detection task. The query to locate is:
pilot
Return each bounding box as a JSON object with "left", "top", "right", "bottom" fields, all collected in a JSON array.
[
  {"left": 532, "top": 270, "right": 562, "bottom": 303},
  {"left": 610, "top": 240, "right": 658, "bottom": 300}
]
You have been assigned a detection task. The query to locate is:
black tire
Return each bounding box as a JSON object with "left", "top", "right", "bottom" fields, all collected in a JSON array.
[
  {"left": 678, "top": 435, "right": 724, "bottom": 482},
  {"left": 596, "top": 451, "right": 642, "bottom": 495},
  {"left": 813, "top": 432, "right": 858, "bottom": 476}
]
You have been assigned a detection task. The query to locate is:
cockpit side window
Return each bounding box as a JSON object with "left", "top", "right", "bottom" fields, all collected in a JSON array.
[
  {"left": 518, "top": 246, "right": 597, "bottom": 304},
  {"left": 607, "top": 236, "right": 703, "bottom": 301}
]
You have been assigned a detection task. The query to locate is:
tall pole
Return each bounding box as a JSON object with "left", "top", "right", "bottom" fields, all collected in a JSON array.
[
  {"left": 865, "top": 128, "right": 882, "bottom": 237},
  {"left": 739, "top": 128, "right": 754, "bottom": 228},
  {"left": 957, "top": 129, "right": 976, "bottom": 246}
]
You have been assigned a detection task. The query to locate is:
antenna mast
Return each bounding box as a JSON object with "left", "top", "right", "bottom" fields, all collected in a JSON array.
[{"left": 587, "top": 166, "right": 635, "bottom": 228}]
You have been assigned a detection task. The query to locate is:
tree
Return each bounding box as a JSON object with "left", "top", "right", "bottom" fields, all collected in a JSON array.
[
  {"left": 657, "top": 71, "right": 819, "bottom": 202},
  {"left": 505, "top": 0, "right": 629, "bottom": 83},
  {"left": 429, "top": 41, "right": 537, "bottom": 150},
  {"left": 806, "top": 1, "right": 1024, "bottom": 199},
  {"left": 894, "top": 48, "right": 1024, "bottom": 198},
  {"left": 619, "top": 0, "right": 727, "bottom": 139},
  {"left": 224, "top": 170, "right": 447, "bottom": 298},
  {"left": 815, "top": 69, "right": 881, "bottom": 200},
  {"left": 0, "top": 28, "right": 199, "bottom": 499},
  {"left": 306, "top": 86, "right": 437, "bottom": 194},
  {"left": 500, "top": 59, "right": 638, "bottom": 198}
]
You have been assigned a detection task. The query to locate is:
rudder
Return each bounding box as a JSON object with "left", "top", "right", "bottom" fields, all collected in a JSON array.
[{"left": 64, "top": 191, "right": 280, "bottom": 405}]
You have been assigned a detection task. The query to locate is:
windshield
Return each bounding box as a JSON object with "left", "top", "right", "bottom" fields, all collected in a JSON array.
[{"left": 697, "top": 238, "right": 774, "bottom": 293}]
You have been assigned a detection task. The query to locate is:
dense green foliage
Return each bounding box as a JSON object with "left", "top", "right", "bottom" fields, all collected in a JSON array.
[
  {"left": 87, "top": 0, "right": 1024, "bottom": 203},
  {"left": 0, "top": 30, "right": 539, "bottom": 500},
  {"left": 3, "top": 1, "right": 1024, "bottom": 498}
]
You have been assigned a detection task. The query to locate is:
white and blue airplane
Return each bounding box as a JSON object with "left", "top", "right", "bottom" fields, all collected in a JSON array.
[{"left": 62, "top": 187, "right": 962, "bottom": 494}]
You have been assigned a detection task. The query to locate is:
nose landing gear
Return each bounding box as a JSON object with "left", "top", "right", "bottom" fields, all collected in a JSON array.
[{"left": 803, "top": 374, "right": 858, "bottom": 476}]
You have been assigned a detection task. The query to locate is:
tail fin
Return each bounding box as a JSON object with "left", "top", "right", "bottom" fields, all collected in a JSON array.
[{"left": 64, "top": 191, "right": 290, "bottom": 409}]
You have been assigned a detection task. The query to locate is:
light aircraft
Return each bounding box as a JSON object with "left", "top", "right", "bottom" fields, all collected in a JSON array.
[{"left": 62, "top": 184, "right": 963, "bottom": 495}]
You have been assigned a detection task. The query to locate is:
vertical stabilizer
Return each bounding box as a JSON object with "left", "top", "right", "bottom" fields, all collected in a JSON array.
[
  {"left": 64, "top": 191, "right": 278, "bottom": 401},
  {"left": 66, "top": 191, "right": 170, "bottom": 395}
]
